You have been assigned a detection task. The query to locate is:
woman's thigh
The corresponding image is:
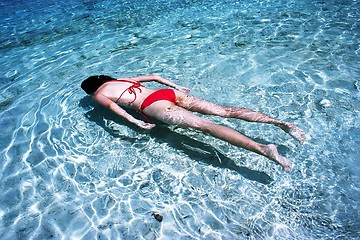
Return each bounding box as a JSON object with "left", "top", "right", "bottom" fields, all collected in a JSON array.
[
  {"left": 174, "top": 91, "right": 229, "bottom": 116},
  {"left": 143, "top": 102, "right": 213, "bottom": 129}
]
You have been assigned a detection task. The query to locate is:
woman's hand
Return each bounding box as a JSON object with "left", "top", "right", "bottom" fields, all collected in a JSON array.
[
  {"left": 136, "top": 120, "right": 156, "bottom": 130},
  {"left": 176, "top": 85, "right": 191, "bottom": 94},
  {"left": 139, "top": 75, "right": 191, "bottom": 93}
]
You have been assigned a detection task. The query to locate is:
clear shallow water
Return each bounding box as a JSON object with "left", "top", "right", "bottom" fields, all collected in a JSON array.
[{"left": 0, "top": 0, "right": 359, "bottom": 239}]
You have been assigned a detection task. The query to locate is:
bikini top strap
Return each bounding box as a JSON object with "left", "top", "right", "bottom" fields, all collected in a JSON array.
[{"left": 113, "top": 79, "right": 144, "bottom": 105}]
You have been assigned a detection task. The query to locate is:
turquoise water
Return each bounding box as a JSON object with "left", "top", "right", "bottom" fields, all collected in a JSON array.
[{"left": 1, "top": 0, "right": 359, "bottom": 239}]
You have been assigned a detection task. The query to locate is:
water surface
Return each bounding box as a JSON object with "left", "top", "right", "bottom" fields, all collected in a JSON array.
[{"left": 0, "top": 0, "right": 359, "bottom": 239}]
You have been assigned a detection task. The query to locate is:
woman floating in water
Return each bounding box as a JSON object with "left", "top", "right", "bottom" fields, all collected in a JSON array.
[{"left": 81, "top": 75, "right": 305, "bottom": 172}]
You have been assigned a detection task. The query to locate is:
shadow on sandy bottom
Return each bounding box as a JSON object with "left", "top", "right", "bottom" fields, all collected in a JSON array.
[{"left": 80, "top": 96, "right": 273, "bottom": 184}]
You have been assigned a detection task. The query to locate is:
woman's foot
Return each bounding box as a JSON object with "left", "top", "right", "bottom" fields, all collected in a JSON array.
[
  {"left": 263, "top": 144, "right": 293, "bottom": 172},
  {"left": 280, "top": 122, "right": 306, "bottom": 144}
]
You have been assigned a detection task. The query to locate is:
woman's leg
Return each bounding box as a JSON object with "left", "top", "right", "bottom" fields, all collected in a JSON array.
[
  {"left": 144, "top": 102, "right": 292, "bottom": 172},
  {"left": 175, "top": 92, "right": 305, "bottom": 144}
]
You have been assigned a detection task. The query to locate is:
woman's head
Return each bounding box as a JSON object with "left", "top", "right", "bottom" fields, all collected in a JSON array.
[{"left": 81, "top": 75, "right": 116, "bottom": 94}]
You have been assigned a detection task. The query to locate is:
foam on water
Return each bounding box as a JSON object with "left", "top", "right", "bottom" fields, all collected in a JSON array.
[{"left": 0, "top": 0, "right": 359, "bottom": 239}]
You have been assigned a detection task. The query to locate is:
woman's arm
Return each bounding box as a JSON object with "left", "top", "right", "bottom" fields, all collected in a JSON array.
[
  {"left": 93, "top": 93, "right": 155, "bottom": 130},
  {"left": 130, "top": 75, "right": 190, "bottom": 93}
]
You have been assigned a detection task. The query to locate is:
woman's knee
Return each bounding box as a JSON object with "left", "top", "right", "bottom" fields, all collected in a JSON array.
[
  {"left": 214, "top": 106, "right": 234, "bottom": 116},
  {"left": 192, "top": 118, "right": 219, "bottom": 133}
]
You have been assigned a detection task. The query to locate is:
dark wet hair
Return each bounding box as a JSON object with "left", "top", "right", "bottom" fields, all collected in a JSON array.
[{"left": 81, "top": 75, "right": 116, "bottom": 94}]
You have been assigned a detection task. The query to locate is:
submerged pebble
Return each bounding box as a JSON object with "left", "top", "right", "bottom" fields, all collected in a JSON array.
[
  {"left": 319, "top": 99, "right": 331, "bottom": 107},
  {"left": 152, "top": 213, "right": 163, "bottom": 222}
]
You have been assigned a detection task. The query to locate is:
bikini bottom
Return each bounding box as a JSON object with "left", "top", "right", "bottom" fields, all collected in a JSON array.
[{"left": 140, "top": 89, "right": 176, "bottom": 111}]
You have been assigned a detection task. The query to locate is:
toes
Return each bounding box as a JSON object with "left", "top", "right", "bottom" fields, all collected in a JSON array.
[{"left": 279, "top": 156, "right": 293, "bottom": 172}]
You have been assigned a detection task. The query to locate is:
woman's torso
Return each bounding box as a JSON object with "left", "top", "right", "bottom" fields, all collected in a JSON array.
[{"left": 95, "top": 81, "right": 157, "bottom": 109}]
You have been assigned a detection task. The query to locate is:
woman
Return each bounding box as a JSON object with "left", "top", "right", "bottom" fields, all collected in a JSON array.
[{"left": 81, "top": 74, "right": 305, "bottom": 172}]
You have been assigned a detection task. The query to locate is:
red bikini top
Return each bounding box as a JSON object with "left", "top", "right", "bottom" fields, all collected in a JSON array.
[{"left": 111, "top": 79, "right": 144, "bottom": 105}]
